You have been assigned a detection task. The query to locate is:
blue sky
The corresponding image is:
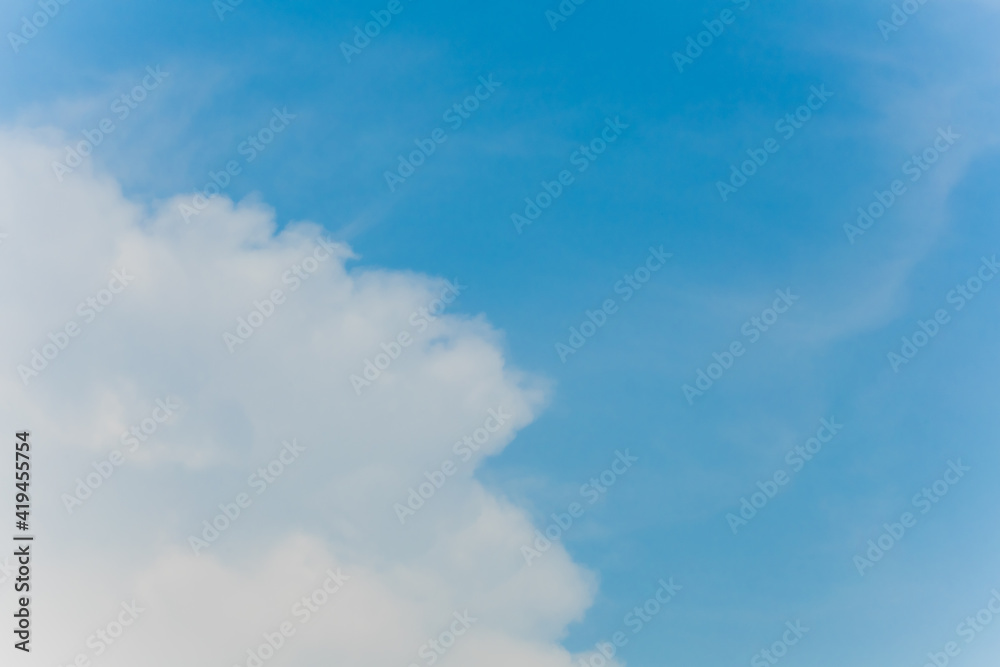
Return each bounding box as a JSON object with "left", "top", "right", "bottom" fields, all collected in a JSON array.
[{"left": 3, "top": 1, "right": 1000, "bottom": 666}]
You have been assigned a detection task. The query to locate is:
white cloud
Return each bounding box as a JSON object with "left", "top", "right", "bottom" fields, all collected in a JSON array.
[{"left": 0, "top": 128, "right": 605, "bottom": 667}]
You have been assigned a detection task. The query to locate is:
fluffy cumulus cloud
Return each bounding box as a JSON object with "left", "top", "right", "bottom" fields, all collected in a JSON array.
[{"left": 0, "top": 128, "right": 607, "bottom": 667}]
